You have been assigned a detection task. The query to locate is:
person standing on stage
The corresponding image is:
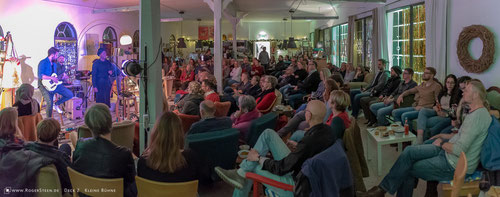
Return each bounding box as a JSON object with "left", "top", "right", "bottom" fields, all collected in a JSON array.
[
  {"left": 92, "top": 48, "right": 114, "bottom": 107},
  {"left": 38, "top": 47, "right": 74, "bottom": 117}
]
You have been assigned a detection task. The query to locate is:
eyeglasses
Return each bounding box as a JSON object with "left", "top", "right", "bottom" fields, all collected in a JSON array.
[
  {"left": 403, "top": 72, "right": 410, "bottom": 75},
  {"left": 424, "top": 72, "right": 432, "bottom": 74}
]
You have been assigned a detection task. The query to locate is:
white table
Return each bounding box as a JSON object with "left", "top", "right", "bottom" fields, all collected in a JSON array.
[{"left": 366, "top": 127, "right": 416, "bottom": 176}]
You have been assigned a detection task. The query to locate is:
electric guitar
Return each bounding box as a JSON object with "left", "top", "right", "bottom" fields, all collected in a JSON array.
[{"left": 41, "top": 73, "right": 63, "bottom": 91}]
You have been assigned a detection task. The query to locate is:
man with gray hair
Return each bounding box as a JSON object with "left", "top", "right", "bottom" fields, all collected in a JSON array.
[{"left": 187, "top": 100, "right": 232, "bottom": 135}]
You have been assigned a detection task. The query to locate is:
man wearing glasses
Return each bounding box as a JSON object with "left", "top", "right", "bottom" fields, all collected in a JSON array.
[
  {"left": 368, "top": 68, "right": 418, "bottom": 127},
  {"left": 393, "top": 67, "right": 442, "bottom": 144}
]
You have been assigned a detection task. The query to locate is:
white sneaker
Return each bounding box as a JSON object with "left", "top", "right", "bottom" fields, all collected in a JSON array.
[{"left": 54, "top": 105, "right": 63, "bottom": 114}]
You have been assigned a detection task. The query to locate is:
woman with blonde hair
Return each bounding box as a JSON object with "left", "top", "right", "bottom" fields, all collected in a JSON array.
[
  {"left": 326, "top": 90, "right": 352, "bottom": 139},
  {"left": 176, "top": 81, "right": 205, "bottom": 115},
  {"left": 137, "top": 111, "right": 211, "bottom": 184},
  {"left": 0, "top": 107, "right": 23, "bottom": 144}
]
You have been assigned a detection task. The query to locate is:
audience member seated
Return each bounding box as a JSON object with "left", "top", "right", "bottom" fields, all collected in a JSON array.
[
  {"left": 137, "top": 112, "right": 212, "bottom": 185},
  {"left": 393, "top": 67, "right": 442, "bottom": 144},
  {"left": 255, "top": 75, "right": 278, "bottom": 113},
  {"left": 277, "top": 79, "right": 340, "bottom": 138},
  {"left": 343, "top": 63, "right": 356, "bottom": 83},
  {"left": 231, "top": 95, "right": 262, "bottom": 140},
  {"left": 289, "top": 90, "right": 352, "bottom": 143},
  {"left": 222, "top": 59, "right": 231, "bottom": 80},
  {"left": 176, "top": 81, "right": 205, "bottom": 115},
  {"left": 13, "top": 84, "right": 40, "bottom": 117},
  {"left": 202, "top": 79, "right": 220, "bottom": 102},
  {"left": 187, "top": 100, "right": 232, "bottom": 135},
  {"left": 351, "top": 59, "right": 389, "bottom": 118},
  {"left": 251, "top": 58, "right": 265, "bottom": 77},
  {"left": 369, "top": 68, "right": 417, "bottom": 126},
  {"left": 339, "top": 62, "right": 347, "bottom": 79},
  {"left": 215, "top": 100, "right": 336, "bottom": 197},
  {"left": 278, "top": 67, "right": 297, "bottom": 94},
  {"left": 271, "top": 55, "right": 286, "bottom": 76},
  {"left": 0, "top": 108, "right": 53, "bottom": 194},
  {"left": 325, "top": 90, "right": 352, "bottom": 138},
  {"left": 294, "top": 68, "right": 332, "bottom": 113},
  {"left": 286, "top": 61, "right": 321, "bottom": 108},
  {"left": 72, "top": 104, "right": 136, "bottom": 197},
  {"left": 220, "top": 88, "right": 239, "bottom": 116},
  {"left": 417, "top": 74, "right": 462, "bottom": 141},
  {"left": 241, "top": 57, "right": 252, "bottom": 74},
  {"left": 0, "top": 107, "right": 24, "bottom": 146},
  {"left": 310, "top": 68, "right": 332, "bottom": 101},
  {"left": 361, "top": 66, "right": 402, "bottom": 126},
  {"left": 244, "top": 76, "right": 262, "bottom": 98},
  {"left": 352, "top": 66, "right": 366, "bottom": 82},
  {"left": 180, "top": 63, "right": 195, "bottom": 90},
  {"left": 294, "top": 61, "right": 308, "bottom": 83},
  {"left": 24, "top": 118, "right": 72, "bottom": 194},
  {"left": 228, "top": 59, "right": 242, "bottom": 86},
  {"left": 166, "top": 62, "right": 182, "bottom": 91},
  {"left": 358, "top": 80, "right": 492, "bottom": 197},
  {"left": 235, "top": 72, "right": 251, "bottom": 94}
]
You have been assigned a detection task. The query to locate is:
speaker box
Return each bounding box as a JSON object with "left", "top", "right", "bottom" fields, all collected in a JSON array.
[{"left": 65, "top": 97, "right": 83, "bottom": 120}]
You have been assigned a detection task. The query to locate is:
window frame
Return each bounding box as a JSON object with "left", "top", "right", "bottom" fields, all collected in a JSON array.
[{"left": 387, "top": 2, "right": 426, "bottom": 82}]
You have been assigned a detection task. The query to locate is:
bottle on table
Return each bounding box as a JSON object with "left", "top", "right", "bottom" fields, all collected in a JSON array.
[{"left": 404, "top": 118, "right": 409, "bottom": 135}]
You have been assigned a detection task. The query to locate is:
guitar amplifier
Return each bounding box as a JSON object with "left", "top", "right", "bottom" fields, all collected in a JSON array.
[{"left": 65, "top": 97, "right": 83, "bottom": 120}]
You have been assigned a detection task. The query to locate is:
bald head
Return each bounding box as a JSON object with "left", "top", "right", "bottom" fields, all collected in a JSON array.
[
  {"left": 200, "top": 100, "right": 216, "bottom": 118},
  {"left": 306, "top": 100, "right": 327, "bottom": 123}
]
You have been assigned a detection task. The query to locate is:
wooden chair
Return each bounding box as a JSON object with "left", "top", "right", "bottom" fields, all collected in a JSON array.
[
  {"left": 135, "top": 176, "right": 198, "bottom": 197},
  {"left": 67, "top": 167, "right": 123, "bottom": 197},
  {"left": 178, "top": 113, "right": 201, "bottom": 134},
  {"left": 18, "top": 113, "right": 43, "bottom": 141},
  {"left": 37, "top": 164, "right": 63, "bottom": 197},
  {"left": 214, "top": 101, "right": 231, "bottom": 117},
  {"left": 442, "top": 152, "right": 480, "bottom": 197}
]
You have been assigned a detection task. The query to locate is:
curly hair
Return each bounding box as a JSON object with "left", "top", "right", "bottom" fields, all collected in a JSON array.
[{"left": 188, "top": 81, "right": 204, "bottom": 95}]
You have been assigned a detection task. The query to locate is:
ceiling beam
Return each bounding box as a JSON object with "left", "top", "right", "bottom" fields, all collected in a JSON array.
[
  {"left": 92, "top": 5, "right": 139, "bottom": 14},
  {"left": 291, "top": 16, "right": 340, "bottom": 20}
]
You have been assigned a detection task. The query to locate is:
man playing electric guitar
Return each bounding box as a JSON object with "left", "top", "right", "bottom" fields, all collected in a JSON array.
[{"left": 38, "top": 47, "right": 73, "bottom": 117}]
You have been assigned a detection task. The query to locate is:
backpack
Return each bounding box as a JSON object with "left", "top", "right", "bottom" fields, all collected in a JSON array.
[{"left": 480, "top": 116, "right": 500, "bottom": 171}]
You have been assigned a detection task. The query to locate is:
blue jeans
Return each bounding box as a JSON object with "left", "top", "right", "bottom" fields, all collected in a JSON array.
[
  {"left": 296, "top": 104, "right": 307, "bottom": 114},
  {"left": 288, "top": 93, "right": 305, "bottom": 109},
  {"left": 417, "top": 108, "right": 437, "bottom": 130},
  {"left": 351, "top": 91, "right": 371, "bottom": 118},
  {"left": 427, "top": 117, "right": 451, "bottom": 138},
  {"left": 234, "top": 129, "right": 294, "bottom": 197},
  {"left": 290, "top": 130, "right": 305, "bottom": 142},
  {"left": 279, "top": 84, "right": 292, "bottom": 97},
  {"left": 370, "top": 102, "right": 394, "bottom": 126},
  {"left": 392, "top": 107, "right": 419, "bottom": 129},
  {"left": 379, "top": 144, "right": 454, "bottom": 196},
  {"left": 39, "top": 83, "right": 74, "bottom": 118},
  {"left": 417, "top": 108, "right": 452, "bottom": 139}
]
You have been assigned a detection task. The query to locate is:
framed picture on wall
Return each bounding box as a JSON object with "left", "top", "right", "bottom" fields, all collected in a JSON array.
[{"left": 85, "top": 34, "right": 99, "bottom": 55}]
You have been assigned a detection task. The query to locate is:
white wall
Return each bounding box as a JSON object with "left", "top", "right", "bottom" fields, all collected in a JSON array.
[
  {"left": 0, "top": 0, "right": 139, "bottom": 87},
  {"left": 447, "top": 0, "right": 500, "bottom": 88}
]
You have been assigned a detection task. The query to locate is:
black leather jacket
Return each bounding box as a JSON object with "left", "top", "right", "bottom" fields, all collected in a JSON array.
[
  {"left": 72, "top": 137, "right": 136, "bottom": 197},
  {"left": 261, "top": 123, "right": 336, "bottom": 196}
]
